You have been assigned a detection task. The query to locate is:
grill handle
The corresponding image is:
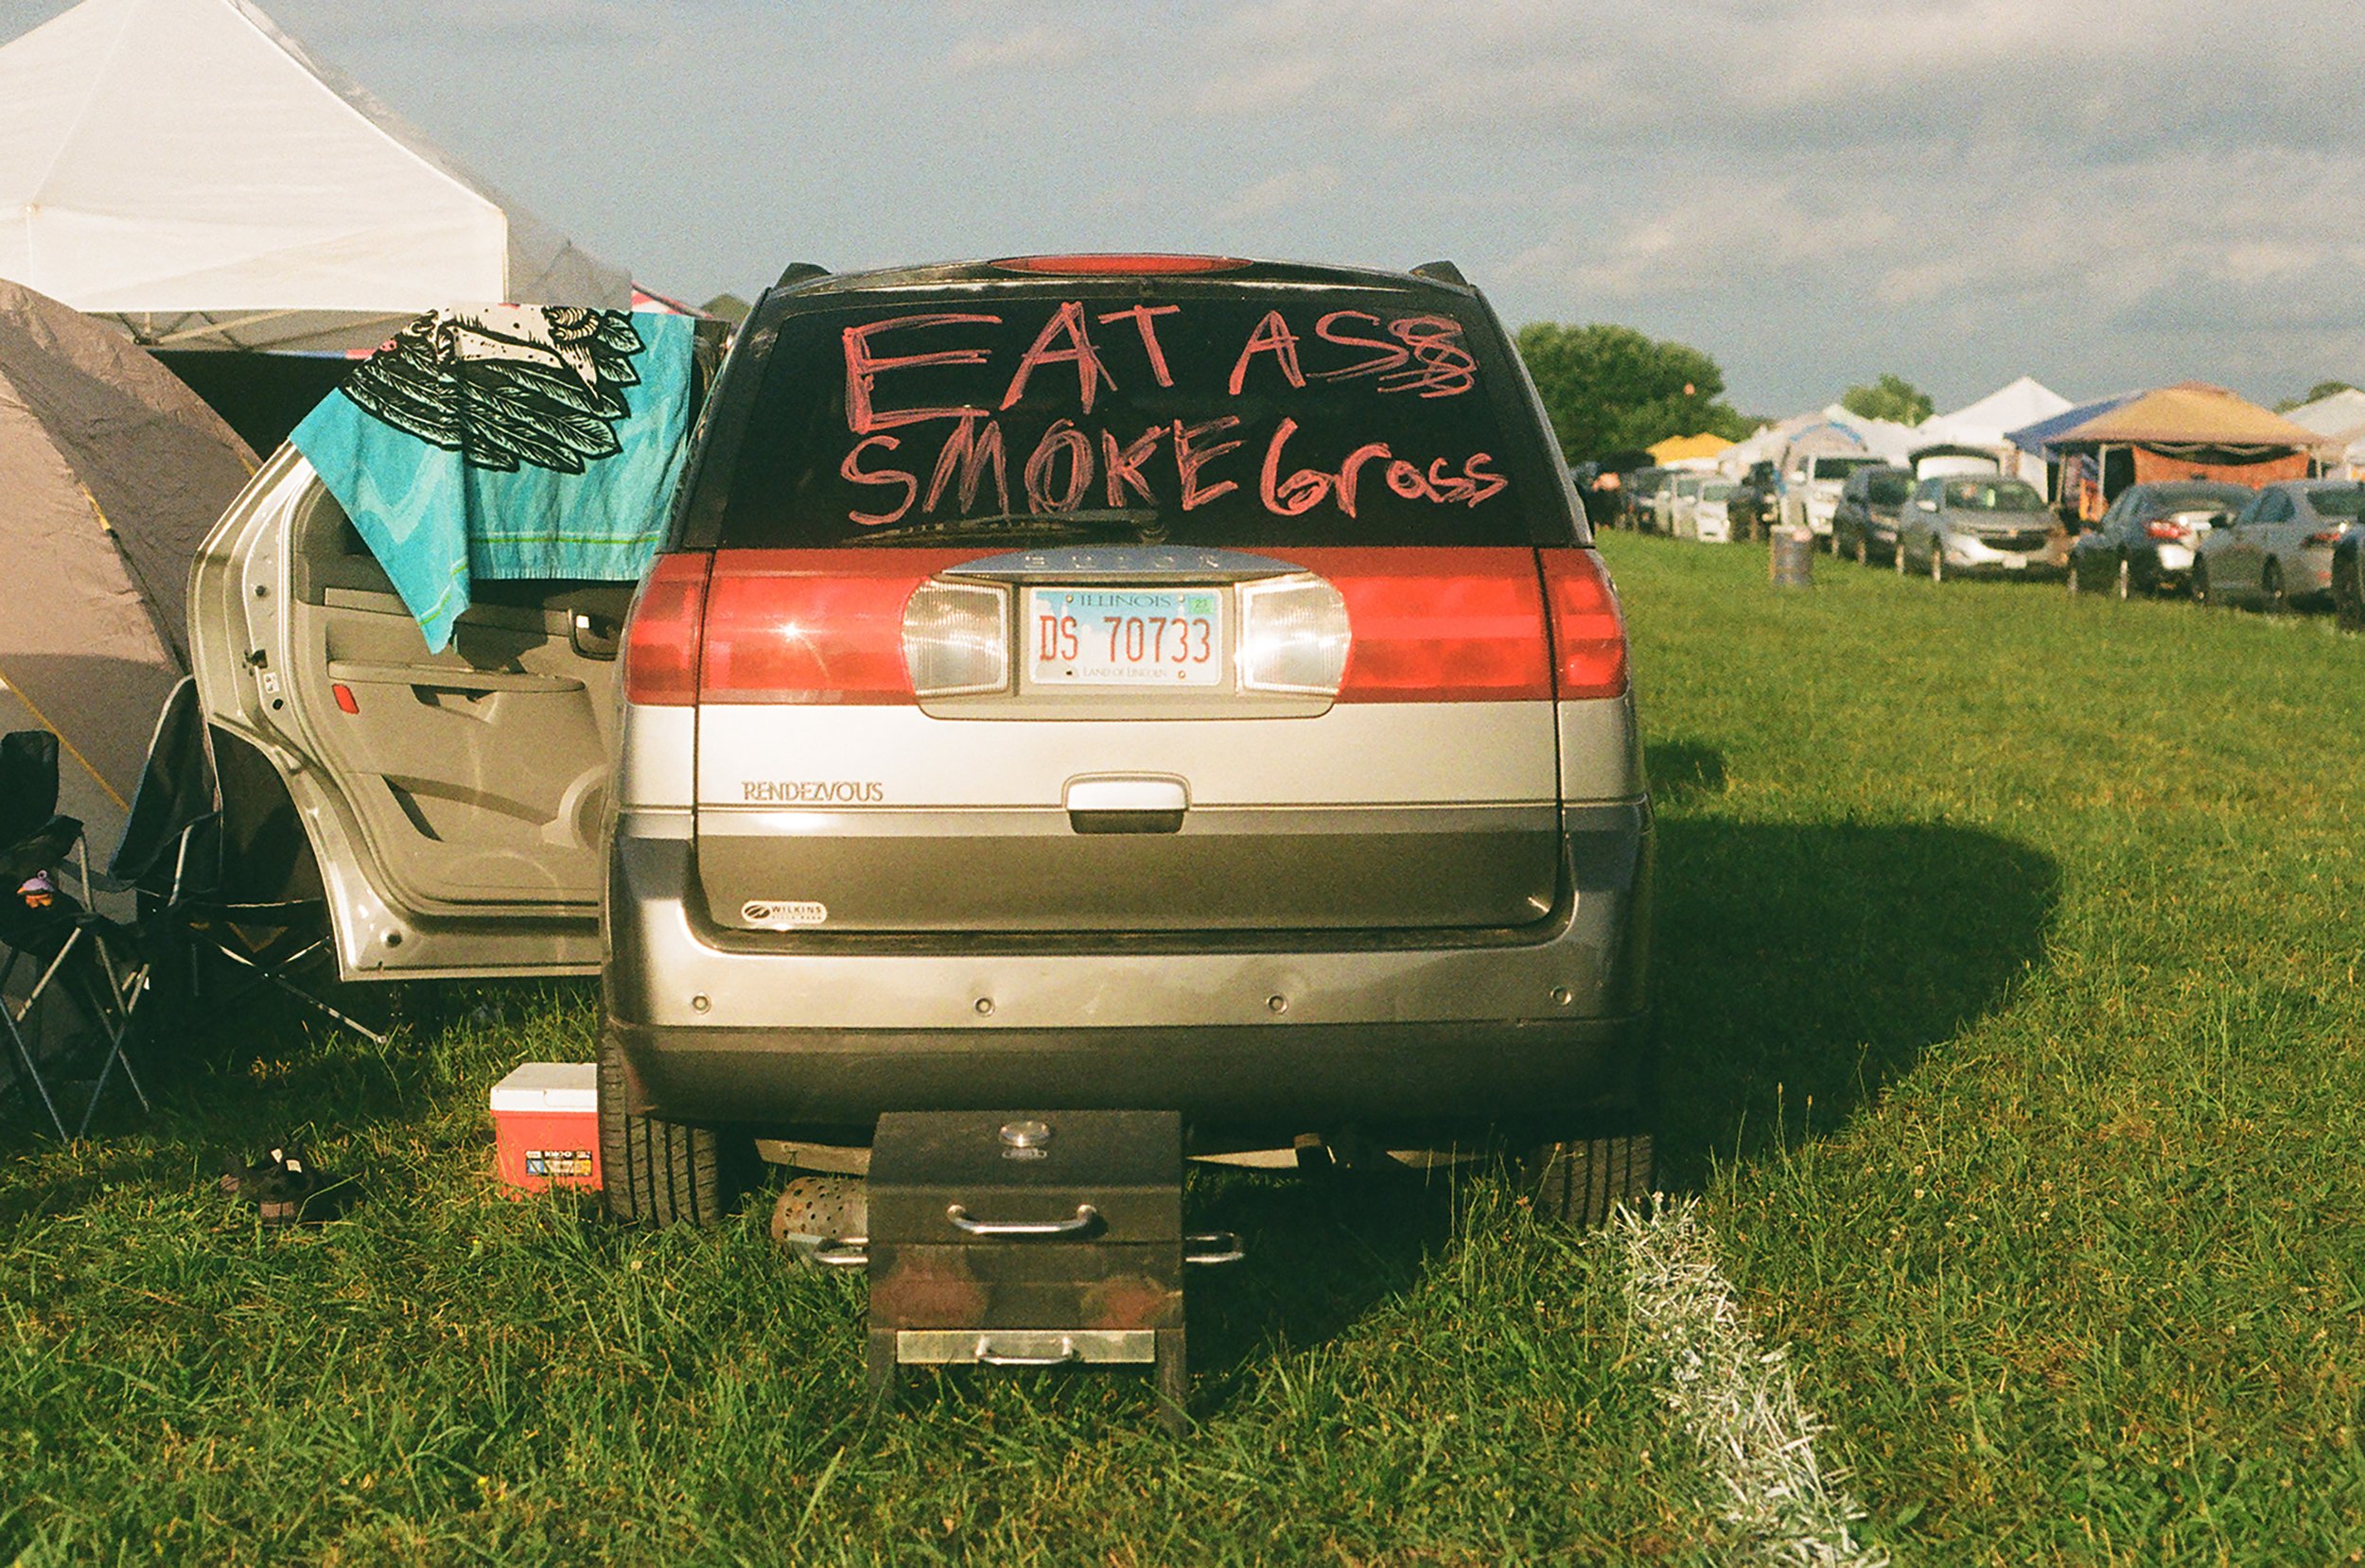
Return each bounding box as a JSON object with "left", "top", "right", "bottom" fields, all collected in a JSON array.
[
  {"left": 812, "top": 1239, "right": 869, "bottom": 1268},
  {"left": 1184, "top": 1230, "right": 1246, "bottom": 1266},
  {"left": 945, "top": 1202, "right": 1102, "bottom": 1239},
  {"left": 972, "top": 1334, "right": 1083, "bottom": 1368}
]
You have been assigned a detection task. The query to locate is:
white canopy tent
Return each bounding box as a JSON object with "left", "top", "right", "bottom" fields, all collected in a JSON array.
[
  {"left": 1717, "top": 404, "right": 1917, "bottom": 475},
  {"left": 0, "top": 0, "right": 629, "bottom": 352},
  {"left": 1919, "top": 376, "right": 2072, "bottom": 448},
  {"left": 2282, "top": 387, "right": 2365, "bottom": 479},
  {"left": 1918, "top": 375, "right": 2071, "bottom": 489}
]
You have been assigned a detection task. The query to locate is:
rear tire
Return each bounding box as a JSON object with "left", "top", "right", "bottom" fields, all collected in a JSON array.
[
  {"left": 599, "top": 1028, "right": 750, "bottom": 1228},
  {"left": 2192, "top": 557, "right": 2213, "bottom": 608},
  {"left": 2262, "top": 559, "right": 2286, "bottom": 615},
  {"left": 1524, "top": 1131, "right": 1654, "bottom": 1228}
]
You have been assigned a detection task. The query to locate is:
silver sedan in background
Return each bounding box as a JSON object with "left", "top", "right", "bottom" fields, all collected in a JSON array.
[
  {"left": 2193, "top": 479, "right": 2365, "bottom": 612},
  {"left": 1897, "top": 475, "right": 2061, "bottom": 582}
]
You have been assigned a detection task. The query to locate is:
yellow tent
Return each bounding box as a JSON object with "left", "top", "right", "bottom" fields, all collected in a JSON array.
[{"left": 1647, "top": 432, "right": 1734, "bottom": 464}]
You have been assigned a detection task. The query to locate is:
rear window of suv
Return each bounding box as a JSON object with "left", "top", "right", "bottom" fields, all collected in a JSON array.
[{"left": 701, "top": 285, "right": 1576, "bottom": 549}]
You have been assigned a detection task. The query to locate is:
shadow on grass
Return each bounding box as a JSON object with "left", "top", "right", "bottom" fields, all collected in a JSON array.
[
  {"left": 1647, "top": 738, "right": 1728, "bottom": 808},
  {"left": 1650, "top": 807, "right": 2059, "bottom": 1185}
]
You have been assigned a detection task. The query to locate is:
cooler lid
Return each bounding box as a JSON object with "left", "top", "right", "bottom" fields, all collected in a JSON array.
[{"left": 490, "top": 1061, "right": 598, "bottom": 1114}]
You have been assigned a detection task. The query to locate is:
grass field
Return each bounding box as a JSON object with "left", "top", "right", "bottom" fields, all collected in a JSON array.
[{"left": 8, "top": 531, "right": 2365, "bottom": 1563}]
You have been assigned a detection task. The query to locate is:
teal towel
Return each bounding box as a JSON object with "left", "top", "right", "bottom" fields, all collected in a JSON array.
[{"left": 292, "top": 307, "right": 695, "bottom": 653}]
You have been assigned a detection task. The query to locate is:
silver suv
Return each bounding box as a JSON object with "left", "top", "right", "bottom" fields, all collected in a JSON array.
[{"left": 191, "top": 255, "right": 1656, "bottom": 1226}]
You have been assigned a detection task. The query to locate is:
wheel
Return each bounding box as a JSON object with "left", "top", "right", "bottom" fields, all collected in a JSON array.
[
  {"left": 2339, "top": 555, "right": 2365, "bottom": 632},
  {"left": 599, "top": 1028, "right": 751, "bottom": 1227},
  {"left": 2114, "top": 555, "right": 2131, "bottom": 601},
  {"left": 2192, "top": 557, "right": 2213, "bottom": 607},
  {"left": 2261, "top": 559, "right": 2286, "bottom": 615},
  {"left": 1929, "top": 540, "right": 1945, "bottom": 583},
  {"left": 1524, "top": 1131, "right": 1654, "bottom": 1227}
]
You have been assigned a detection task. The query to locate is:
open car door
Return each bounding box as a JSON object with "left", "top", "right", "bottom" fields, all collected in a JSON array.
[{"left": 189, "top": 447, "right": 628, "bottom": 980}]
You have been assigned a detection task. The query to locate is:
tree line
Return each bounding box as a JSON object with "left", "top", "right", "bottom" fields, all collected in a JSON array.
[{"left": 1514, "top": 323, "right": 1936, "bottom": 464}]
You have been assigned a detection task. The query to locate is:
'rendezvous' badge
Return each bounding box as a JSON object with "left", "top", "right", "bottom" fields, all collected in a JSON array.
[{"left": 742, "top": 899, "right": 829, "bottom": 930}]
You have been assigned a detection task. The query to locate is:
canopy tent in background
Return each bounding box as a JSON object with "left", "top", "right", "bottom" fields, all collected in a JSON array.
[
  {"left": 0, "top": 0, "right": 631, "bottom": 355},
  {"left": 1645, "top": 431, "right": 1734, "bottom": 469},
  {"left": 0, "top": 280, "right": 257, "bottom": 853},
  {"left": 2026, "top": 384, "right": 2318, "bottom": 516},
  {"left": 1918, "top": 376, "right": 2071, "bottom": 490},
  {"left": 2281, "top": 387, "right": 2365, "bottom": 479},
  {"left": 1717, "top": 405, "right": 1918, "bottom": 475},
  {"left": 2004, "top": 391, "right": 2143, "bottom": 457}
]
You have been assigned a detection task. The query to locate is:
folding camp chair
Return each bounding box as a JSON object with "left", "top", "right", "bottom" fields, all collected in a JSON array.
[
  {"left": 0, "top": 730, "right": 149, "bottom": 1139},
  {"left": 109, "top": 680, "right": 386, "bottom": 1050}
]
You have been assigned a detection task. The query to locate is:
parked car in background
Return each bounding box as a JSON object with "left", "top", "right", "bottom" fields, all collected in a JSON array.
[
  {"left": 1727, "top": 461, "right": 1778, "bottom": 540},
  {"left": 1896, "top": 475, "right": 2060, "bottom": 581},
  {"left": 1780, "top": 451, "right": 1888, "bottom": 540},
  {"left": 1691, "top": 478, "right": 1736, "bottom": 543},
  {"left": 2192, "top": 479, "right": 2365, "bottom": 612},
  {"left": 1831, "top": 464, "right": 1911, "bottom": 564},
  {"left": 1624, "top": 466, "right": 1674, "bottom": 532},
  {"left": 1667, "top": 472, "right": 1705, "bottom": 538},
  {"left": 2065, "top": 480, "right": 2253, "bottom": 599}
]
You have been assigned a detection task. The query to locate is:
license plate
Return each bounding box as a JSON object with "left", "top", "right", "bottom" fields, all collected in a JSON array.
[{"left": 1026, "top": 587, "right": 1224, "bottom": 687}]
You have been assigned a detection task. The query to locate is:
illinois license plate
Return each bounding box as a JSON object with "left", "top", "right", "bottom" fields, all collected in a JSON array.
[{"left": 1026, "top": 587, "right": 1224, "bottom": 687}]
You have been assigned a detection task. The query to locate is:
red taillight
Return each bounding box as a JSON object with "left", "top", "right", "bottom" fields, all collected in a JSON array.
[
  {"left": 622, "top": 553, "right": 711, "bottom": 706},
  {"left": 1539, "top": 549, "right": 1630, "bottom": 700},
  {"left": 990, "top": 253, "right": 1246, "bottom": 275},
  {"left": 696, "top": 550, "right": 979, "bottom": 705},
  {"left": 2309, "top": 529, "right": 2344, "bottom": 546},
  {"left": 1297, "top": 549, "right": 1551, "bottom": 703},
  {"left": 2145, "top": 519, "right": 2190, "bottom": 541}
]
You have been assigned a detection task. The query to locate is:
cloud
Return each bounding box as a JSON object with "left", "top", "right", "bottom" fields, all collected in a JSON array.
[
  {"left": 941, "top": 23, "right": 1092, "bottom": 75},
  {"left": 1210, "top": 165, "right": 1342, "bottom": 225}
]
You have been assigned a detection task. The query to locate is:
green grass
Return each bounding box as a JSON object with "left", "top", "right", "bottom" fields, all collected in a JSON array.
[{"left": 7, "top": 532, "right": 2365, "bottom": 1562}]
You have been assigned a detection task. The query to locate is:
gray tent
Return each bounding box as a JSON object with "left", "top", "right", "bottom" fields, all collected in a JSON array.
[{"left": 0, "top": 279, "right": 258, "bottom": 848}]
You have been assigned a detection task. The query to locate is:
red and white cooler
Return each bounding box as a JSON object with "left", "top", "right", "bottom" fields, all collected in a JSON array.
[{"left": 489, "top": 1063, "right": 602, "bottom": 1192}]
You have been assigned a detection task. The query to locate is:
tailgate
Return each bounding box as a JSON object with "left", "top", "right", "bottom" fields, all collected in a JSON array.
[{"left": 690, "top": 546, "right": 1563, "bottom": 933}]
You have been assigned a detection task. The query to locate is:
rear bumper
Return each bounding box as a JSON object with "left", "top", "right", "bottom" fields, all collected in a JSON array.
[
  {"left": 603, "top": 803, "right": 1653, "bottom": 1131},
  {"left": 610, "top": 1016, "right": 1651, "bottom": 1135}
]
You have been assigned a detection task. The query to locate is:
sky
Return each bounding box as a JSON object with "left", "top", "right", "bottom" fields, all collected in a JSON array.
[{"left": 7, "top": 0, "right": 2364, "bottom": 418}]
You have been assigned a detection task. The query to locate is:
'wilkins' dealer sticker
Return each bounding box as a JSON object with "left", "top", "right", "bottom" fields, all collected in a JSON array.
[{"left": 742, "top": 900, "right": 829, "bottom": 930}]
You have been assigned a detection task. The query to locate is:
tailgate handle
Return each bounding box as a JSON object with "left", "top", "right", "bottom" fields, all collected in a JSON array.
[
  {"left": 1065, "top": 775, "right": 1187, "bottom": 835},
  {"left": 946, "top": 1202, "right": 1102, "bottom": 1239}
]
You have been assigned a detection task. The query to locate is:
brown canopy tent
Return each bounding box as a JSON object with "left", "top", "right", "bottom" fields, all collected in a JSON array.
[
  {"left": 0, "top": 279, "right": 257, "bottom": 849},
  {"left": 2045, "top": 383, "right": 2319, "bottom": 506}
]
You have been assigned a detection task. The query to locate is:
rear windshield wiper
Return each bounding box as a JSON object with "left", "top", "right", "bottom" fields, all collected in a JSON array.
[{"left": 841, "top": 510, "right": 1168, "bottom": 547}]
